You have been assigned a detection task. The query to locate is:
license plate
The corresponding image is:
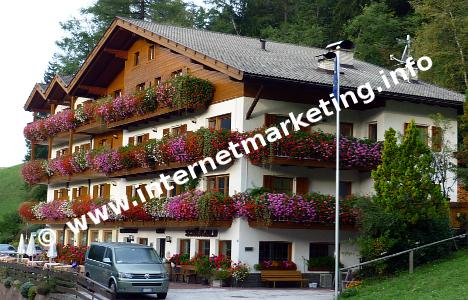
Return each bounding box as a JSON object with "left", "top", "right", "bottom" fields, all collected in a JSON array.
[{"left": 141, "top": 288, "right": 153, "bottom": 293}]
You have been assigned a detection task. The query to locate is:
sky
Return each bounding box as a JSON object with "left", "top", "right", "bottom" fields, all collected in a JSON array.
[
  {"left": 0, "top": 1, "right": 94, "bottom": 167},
  {"left": 0, "top": 0, "right": 206, "bottom": 168}
]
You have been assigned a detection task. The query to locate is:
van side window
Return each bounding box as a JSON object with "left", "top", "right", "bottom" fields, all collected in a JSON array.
[
  {"left": 88, "top": 245, "right": 106, "bottom": 262},
  {"left": 104, "top": 248, "right": 113, "bottom": 263}
]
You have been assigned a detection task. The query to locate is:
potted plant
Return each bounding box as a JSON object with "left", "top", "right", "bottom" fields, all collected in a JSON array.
[
  {"left": 211, "top": 269, "right": 231, "bottom": 287},
  {"left": 307, "top": 256, "right": 343, "bottom": 271},
  {"left": 231, "top": 263, "right": 250, "bottom": 287}
]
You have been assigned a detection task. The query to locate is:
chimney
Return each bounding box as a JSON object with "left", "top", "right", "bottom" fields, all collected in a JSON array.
[{"left": 260, "top": 39, "right": 266, "bottom": 51}]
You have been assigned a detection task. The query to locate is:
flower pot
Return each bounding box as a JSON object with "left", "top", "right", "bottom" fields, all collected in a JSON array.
[{"left": 211, "top": 279, "right": 228, "bottom": 287}]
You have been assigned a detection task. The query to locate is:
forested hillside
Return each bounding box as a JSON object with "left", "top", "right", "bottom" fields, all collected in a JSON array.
[{"left": 45, "top": 0, "right": 466, "bottom": 93}]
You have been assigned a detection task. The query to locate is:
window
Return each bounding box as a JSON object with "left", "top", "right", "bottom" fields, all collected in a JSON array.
[
  {"left": 56, "top": 230, "right": 65, "bottom": 244},
  {"left": 219, "top": 240, "right": 232, "bottom": 259},
  {"left": 103, "top": 231, "right": 113, "bottom": 243},
  {"left": 93, "top": 183, "right": 110, "bottom": 199},
  {"left": 169, "top": 182, "right": 184, "bottom": 197},
  {"left": 309, "top": 243, "right": 334, "bottom": 259},
  {"left": 67, "top": 230, "right": 75, "bottom": 246},
  {"left": 171, "top": 69, "right": 183, "bottom": 78},
  {"left": 113, "top": 90, "right": 122, "bottom": 98},
  {"left": 272, "top": 177, "right": 293, "bottom": 194},
  {"left": 55, "top": 188, "right": 69, "bottom": 200},
  {"left": 136, "top": 82, "right": 145, "bottom": 91},
  {"left": 88, "top": 245, "right": 106, "bottom": 262},
  {"left": 163, "top": 124, "right": 187, "bottom": 137},
  {"left": 139, "top": 238, "right": 148, "bottom": 245},
  {"left": 134, "top": 51, "right": 140, "bottom": 66},
  {"left": 207, "top": 175, "right": 229, "bottom": 195},
  {"left": 148, "top": 45, "right": 155, "bottom": 60},
  {"left": 99, "top": 138, "right": 110, "bottom": 148},
  {"left": 259, "top": 242, "right": 292, "bottom": 262},
  {"left": 208, "top": 114, "right": 231, "bottom": 130},
  {"left": 198, "top": 240, "right": 210, "bottom": 256},
  {"left": 103, "top": 248, "right": 113, "bottom": 263},
  {"left": 158, "top": 238, "right": 166, "bottom": 259},
  {"left": 368, "top": 123, "right": 377, "bottom": 142},
  {"left": 340, "top": 122, "right": 353, "bottom": 137},
  {"left": 339, "top": 181, "right": 352, "bottom": 199},
  {"left": 155, "top": 77, "right": 162, "bottom": 86},
  {"left": 404, "top": 123, "right": 428, "bottom": 144},
  {"left": 180, "top": 239, "right": 191, "bottom": 255},
  {"left": 432, "top": 126, "right": 442, "bottom": 152},
  {"left": 75, "top": 143, "right": 91, "bottom": 154},
  {"left": 79, "top": 232, "right": 88, "bottom": 246},
  {"left": 90, "top": 231, "right": 99, "bottom": 243}
]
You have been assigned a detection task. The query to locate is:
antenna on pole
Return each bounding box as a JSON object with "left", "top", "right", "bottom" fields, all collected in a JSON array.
[{"left": 390, "top": 34, "right": 411, "bottom": 65}]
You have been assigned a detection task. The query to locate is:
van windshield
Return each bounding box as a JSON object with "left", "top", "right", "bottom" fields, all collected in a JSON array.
[{"left": 114, "top": 247, "right": 162, "bottom": 264}]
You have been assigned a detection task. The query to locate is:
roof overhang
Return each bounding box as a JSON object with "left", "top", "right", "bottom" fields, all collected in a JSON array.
[
  {"left": 43, "top": 75, "right": 71, "bottom": 105},
  {"left": 24, "top": 84, "right": 49, "bottom": 112},
  {"left": 68, "top": 17, "right": 243, "bottom": 97}
]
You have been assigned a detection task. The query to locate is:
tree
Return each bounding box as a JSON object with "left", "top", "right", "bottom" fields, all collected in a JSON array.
[
  {"left": 345, "top": 1, "right": 416, "bottom": 67},
  {"left": 411, "top": 0, "right": 468, "bottom": 92},
  {"left": 372, "top": 121, "right": 448, "bottom": 224},
  {"left": 429, "top": 113, "right": 457, "bottom": 199}
]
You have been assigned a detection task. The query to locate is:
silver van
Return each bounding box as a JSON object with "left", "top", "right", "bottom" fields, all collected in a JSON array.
[{"left": 85, "top": 242, "right": 169, "bottom": 299}]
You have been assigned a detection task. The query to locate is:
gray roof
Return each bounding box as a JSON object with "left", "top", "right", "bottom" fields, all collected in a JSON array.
[
  {"left": 121, "top": 17, "right": 464, "bottom": 105},
  {"left": 60, "top": 75, "right": 74, "bottom": 86}
]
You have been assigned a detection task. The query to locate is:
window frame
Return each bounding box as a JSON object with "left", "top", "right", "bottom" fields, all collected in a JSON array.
[
  {"left": 206, "top": 174, "right": 230, "bottom": 195},
  {"left": 368, "top": 122, "right": 377, "bottom": 142},
  {"left": 148, "top": 45, "right": 155, "bottom": 60},
  {"left": 259, "top": 241, "right": 292, "bottom": 262},
  {"left": 208, "top": 114, "right": 232, "bottom": 130},
  {"left": 134, "top": 51, "right": 140, "bottom": 66},
  {"left": 340, "top": 122, "right": 354, "bottom": 137}
]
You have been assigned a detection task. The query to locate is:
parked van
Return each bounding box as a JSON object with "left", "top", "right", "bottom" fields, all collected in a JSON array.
[{"left": 85, "top": 242, "right": 169, "bottom": 299}]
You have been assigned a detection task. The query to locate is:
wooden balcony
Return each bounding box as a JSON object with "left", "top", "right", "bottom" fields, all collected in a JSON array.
[
  {"left": 251, "top": 156, "right": 374, "bottom": 172},
  {"left": 248, "top": 220, "right": 357, "bottom": 231}
]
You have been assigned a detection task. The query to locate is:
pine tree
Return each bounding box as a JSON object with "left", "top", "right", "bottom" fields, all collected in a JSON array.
[{"left": 372, "top": 121, "right": 448, "bottom": 224}]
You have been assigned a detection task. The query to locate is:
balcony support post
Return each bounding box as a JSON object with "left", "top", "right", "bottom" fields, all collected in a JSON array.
[
  {"left": 30, "top": 142, "right": 36, "bottom": 161},
  {"left": 245, "top": 84, "right": 264, "bottom": 120},
  {"left": 47, "top": 137, "right": 52, "bottom": 160},
  {"left": 68, "top": 130, "right": 74, "bottom": 155}
]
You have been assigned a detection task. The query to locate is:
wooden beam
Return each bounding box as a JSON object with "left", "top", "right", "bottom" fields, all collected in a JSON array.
[
  {"left": 80, "top": 85, "right": 107, "bottom": 96},
  {"left": 103, "top": 48, "right": 128, "bottom": 59},
  {"left": 245, "top": 85, "right": 264, "bottom": 120},
  {"left": 47, "top": 137, "right": 52, "bottom": 160},
  {"left": 30, "top": 143, "right": 36, "bottom": 161}
]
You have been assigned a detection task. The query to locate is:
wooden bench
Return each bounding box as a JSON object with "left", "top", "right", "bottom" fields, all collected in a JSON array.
[
  {"left": 180, "top": 265, "right": 197, "bottom": 283},
  {"left": 261, "top": 270, "right": 309, "bottom": 288}
]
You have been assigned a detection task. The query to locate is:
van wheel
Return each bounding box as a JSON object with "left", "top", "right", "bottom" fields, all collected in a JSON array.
[
  {"left": 157, "top": 293, "right": 167, "bottom": 299},
  {"left": 109, "top": 280, "right": 119, "bottom": 297}
]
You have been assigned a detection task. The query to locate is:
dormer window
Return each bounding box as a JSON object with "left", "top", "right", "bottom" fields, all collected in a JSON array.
[
  {"left": 134, "top": 52, "right": 140, "bottom": 66},
  {"left": 148, "top": 45, "right": 155, "bottom": 60}
]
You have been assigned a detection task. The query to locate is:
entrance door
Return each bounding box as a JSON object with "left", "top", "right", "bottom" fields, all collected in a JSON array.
[{"left": 158, "top": 238, "right": 166, "bottom": 259}]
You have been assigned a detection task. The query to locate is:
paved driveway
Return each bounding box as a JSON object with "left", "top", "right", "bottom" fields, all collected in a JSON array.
[{"left": 119, "top": 284, "right": 334, "bottom": 300}]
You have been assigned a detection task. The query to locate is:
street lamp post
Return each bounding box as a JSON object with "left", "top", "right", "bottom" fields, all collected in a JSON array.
[{"left": 322, "top": 40, "right": 354, "bottom": 299}]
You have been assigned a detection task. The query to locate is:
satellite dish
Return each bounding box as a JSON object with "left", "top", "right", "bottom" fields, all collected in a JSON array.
[{"left": 390, "top": 35, "right": 411, "bottom": 65}]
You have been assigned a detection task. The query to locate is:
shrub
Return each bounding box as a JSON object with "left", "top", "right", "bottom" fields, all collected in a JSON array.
[
  {"left": 340, "top": 287, "right": 359, "bottom": 298},
  {"left": 14, "top": 279, "right": 23, "bottom": 289},
  {"left": 307, "top": 256, "right": 343, "bottom": 271},
  {"left": 28, "top": 286, "right": 37, "bottom": 300},
  {"left": 3, "top": 277, "right": 12, "bottom": 288},
  {"left": 36, "top": 281, "right": 54, "bottom": 295},
  {"left": 211, "top": 269, "right": 231, "bottom": 280},
  {"left": 20, "top": 282, "right": 34, "bottom": 298}
]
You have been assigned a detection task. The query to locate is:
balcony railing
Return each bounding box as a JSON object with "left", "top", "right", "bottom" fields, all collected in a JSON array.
[
  {"left": 19, "top": 190, "right": 364, "bottom": 228},
  {"left": 24, "top": 75, "right": 214, "bottom": 143}
]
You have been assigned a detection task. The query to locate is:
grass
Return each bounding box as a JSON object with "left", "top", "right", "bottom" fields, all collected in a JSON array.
[
  {"left": 0, "top": 164, "right": 28, "bottom": 220},
  {"left": 343, "top": 249, "right": 468, "bottom": 299}
]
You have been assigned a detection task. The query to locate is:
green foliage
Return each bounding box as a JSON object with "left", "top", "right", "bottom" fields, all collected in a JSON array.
[
  {"left": 36, "top": 280, "right": 54, "bottom": 295},
  {"left": 198, "top": 192, "right": 227, "bottom": 222},
  {"left": 28, "top": 286, "right": 37, "bottom": 300},
  {"left": 20, "top": 282, "right": 34, "bottom": 298},
  {"left": 357, "top": 123, "right": 452, "bottom": 276},
  {"left": 194, "top": 255, "right": 213, "bottom": 277},
  {"left": 411, "top": 0, "right": 467, "bottom": 92},
  {"left": 306, "top": 256, "right": 343, "bottom": 271},
  {"left": 170, "top": 74, "right": 215, "bottom": 108},
  {"left": 211, "top": 268, "right": 231, "bottom": 280},
  {"left": 340, "top": 287, "right": 359, "bottom": 298},
  {"left": 342, "top": 249, "right": 468, "bottom": 299},
  {"left": 2, "top": 277, "right": 12, "bottom": 288},
  {"left": 372, "top": 122, "right": 448, "bottom": 223},
  {"left": 345, "top": 2, "right": 415, "bottom": 68}
]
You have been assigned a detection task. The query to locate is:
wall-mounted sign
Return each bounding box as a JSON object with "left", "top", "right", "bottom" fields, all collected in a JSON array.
[
  {"left": 245, "top": 247, "right": 254, "bottom": 252},
  {"left": 120, "top": 228, "right": 138, "bottom": 234},
  {"left": 185, "top": 229, "right": 218, "bottom": 237}
]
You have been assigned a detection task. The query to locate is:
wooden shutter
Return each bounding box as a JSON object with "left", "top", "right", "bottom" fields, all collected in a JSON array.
[
  {"left": 128, "top": 137, "right": 135, "bottom": 146},
  {"left": 296, "top": 177, "right": 309, "bottom": 195},
  {"left": 263, "top": 175, "right": 273, "bottom": 191},
  {"left": 180, "top": 124, "right": 187, "bottom": 135},
  {"left": 82, "top": 186, "right": 88, "bottom": 198},
  {"left": 432, "top": 126, "right": 442, "bottom": 152},
  {"left": 60, "top": 188, "right": 69, "bottom": 200},
  {"left": 126, "top": 185, "right": 133, "bottom": 200},
  {"left": 163, "top": 128, "right": 170, "bottom": 136},
  {"left": 264, "top": 114, "right": 277, "bottom": 127},
  {"left": 83, "top": 143, "right": 91, "bottom": 152},
  {"left": 56, "top": 150, "right": 60, "bottom": 158},
  {"left": 63, "top": 148, "right": 69, "bottom": 155},
  {"left": 92, "top": 185, "right": 99, "bottom": 199},
  {"left": 54, "top": 190, "right": 59, "bottom": 200},
  {"left": 139, "top": 184, "right": 150, "bottom": 201},
  {"left": 74, "top": 146, "right": 80, "bottom": 153},
  {"left": 142, "top": 133, "right": 150, "bottom": 142},
  {"left": 103, "top": 184, "right": 111, "bottom": 199},
  {"left": 72, "top": 188, "right": 78, "bottom": 199}
]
